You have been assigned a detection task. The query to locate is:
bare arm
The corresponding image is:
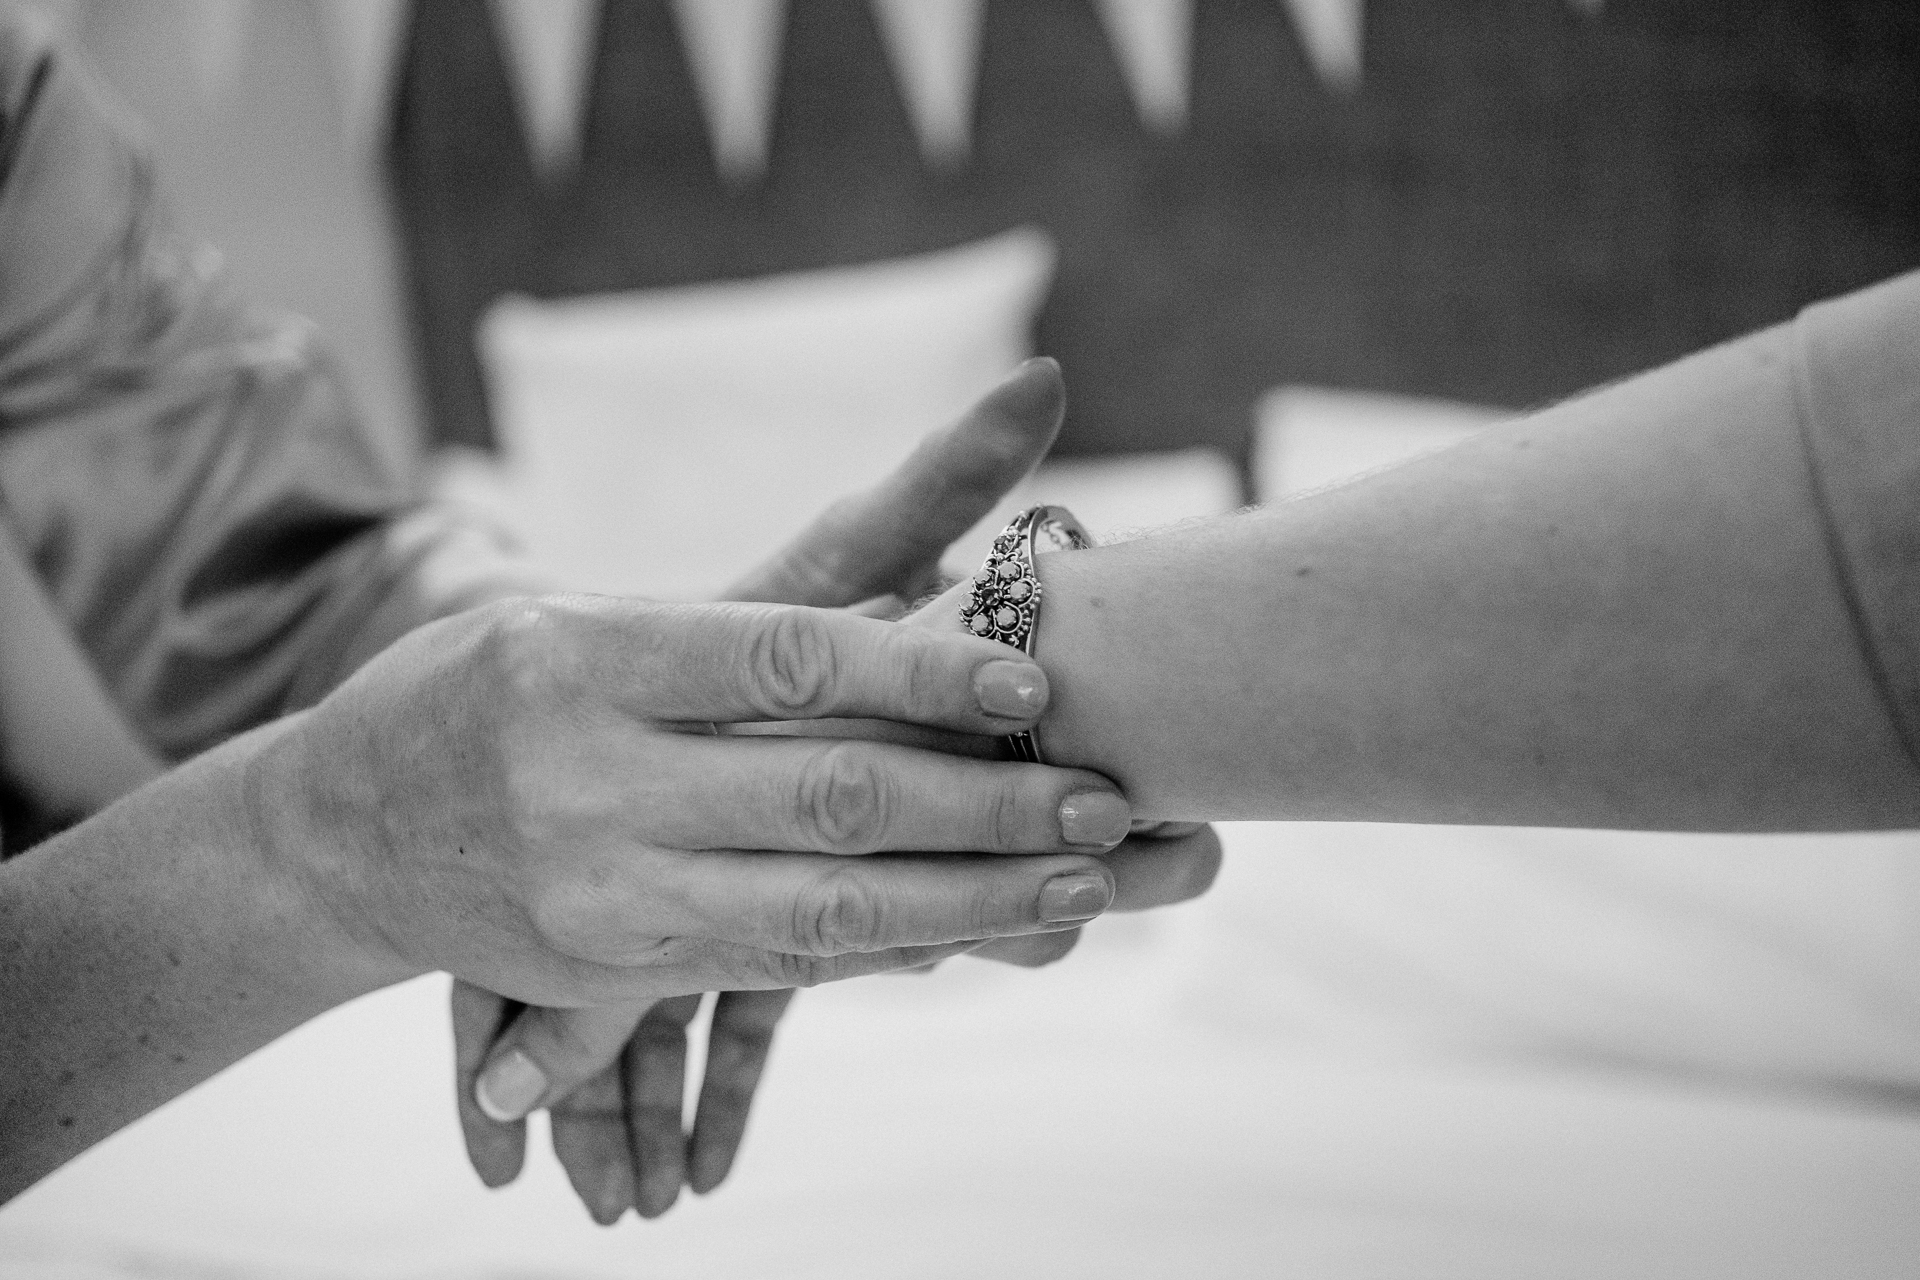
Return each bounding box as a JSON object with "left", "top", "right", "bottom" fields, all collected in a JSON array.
[
  {"left": 915, "top": 308, "right": 1920, "bottom": 831},
  {"left": 0, "top": 599, "right": 1131, "bottom": 1201},
  {"left": 0, "top": 718, "right": 372, "bottom": 1200}
]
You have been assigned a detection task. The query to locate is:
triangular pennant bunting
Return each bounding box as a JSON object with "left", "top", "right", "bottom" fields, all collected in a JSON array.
[
  {"left": 317, "top": 0, "right": 410, "bottom": 156},
  {"left": 1094, "top": 0, "right": 1194, "bottom": 133},
  {"left": 185, "top": 0, "right": 253, "bottom": 100},
  {"left": 670, "top": 0, "right": 786, "bottom": 185},
  {"left": 24, "top": 0, "right": 89, "bottom": 35},
  {"left": 488, "top": 0, "right": 601, "bottom": 179},
  {"left": 1282, "top": 0, "right": 1362, "bottom": 91},
  {"left": 870, "top": 0, "right": 983, "bottom": 169}
]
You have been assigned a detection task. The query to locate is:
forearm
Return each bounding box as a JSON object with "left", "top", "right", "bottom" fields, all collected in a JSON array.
[
  {"left": 954, "top": 326, "right": 1920, "bottom": 831},
  {"left": 0, "top": 716, "right": 395, "bottom": 1200}
]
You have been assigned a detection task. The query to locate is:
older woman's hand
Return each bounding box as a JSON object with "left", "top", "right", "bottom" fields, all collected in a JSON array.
[
  {"left": 449, "top": 358, "right": 1085, "bottom": 1220},
  {"left": 451, "top": 819, "right": 1219, "bottom": 1223},
  {"left": 446, "top": 357, "right": 1221, "bottom": 1224}
]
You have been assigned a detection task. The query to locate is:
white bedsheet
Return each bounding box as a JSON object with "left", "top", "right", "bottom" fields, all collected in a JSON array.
[{"left": 6, "top": 824, "right": 1917, "bottom": 1280}]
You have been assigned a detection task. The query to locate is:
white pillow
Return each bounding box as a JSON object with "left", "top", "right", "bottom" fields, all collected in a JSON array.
[
  {"left": 472, "top": 228, "right": 1055, "bottom": 599},
  {"left": 1253, "top": 384, "right": 1504, "bottom": 501}
]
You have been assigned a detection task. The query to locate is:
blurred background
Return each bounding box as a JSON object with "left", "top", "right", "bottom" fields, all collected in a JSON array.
[{"left": 5, "top": 2, "right": 1920, "bottom": 1277}]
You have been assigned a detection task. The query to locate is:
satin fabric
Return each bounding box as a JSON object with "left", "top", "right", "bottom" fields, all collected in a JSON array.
[{"left": 0, "top": 9, "right": 530, "bottom": 771}]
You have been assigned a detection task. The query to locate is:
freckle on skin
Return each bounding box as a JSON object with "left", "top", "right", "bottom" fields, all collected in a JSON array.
[
  {"left": 58, "top": 1116, "right": 74, "bottom": 1128},
  {"left": 1088, "top": 596, "right": 1105, "bottom": 609},
  {"left": 166, "top": 950, "right": 181, "bottom": 968},
  {"left": 169, "top": 1052, "right": 186, "bottom": 1065},
  {"left": 137, "top": 1032, "right": 151, "bottom": 1046},
  {"left": 1295, "top": 566, "right": 1312, "bottom": 578}
]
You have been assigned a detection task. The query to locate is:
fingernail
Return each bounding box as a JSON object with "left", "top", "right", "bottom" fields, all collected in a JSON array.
[
  {"left": 474, "top": 1048, "right": 547, "bottom": 1122},
  {"left": 1058, "top": 790, "right": 1129, "bottom": 846},
  {"left": 974, "top": 659, "right": 1047, "bottom": 719},
  {"left": 1038, "top": 872, "right": 1113, "bottom": 923}
]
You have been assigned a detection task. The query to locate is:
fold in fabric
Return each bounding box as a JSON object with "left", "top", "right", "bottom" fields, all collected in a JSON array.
[
  {"left": 0, "top": 11, "right": 534, "bottom": 761},
  {"left": 1792, "top": 270, "right": 1920, "bottom": 774}
]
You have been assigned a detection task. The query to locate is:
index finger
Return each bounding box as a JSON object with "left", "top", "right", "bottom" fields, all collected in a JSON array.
[{"left": 581, "top": 600, "right": 1051, "bottom": 732}]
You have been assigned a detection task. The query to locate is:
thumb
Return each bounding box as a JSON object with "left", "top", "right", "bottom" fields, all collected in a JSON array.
[
  {"left": 721, "top": 357, "right": 1065, "bottom": 607},
  {"left": 475, "top": 1001, "right": 658, "bottom": 1123}
]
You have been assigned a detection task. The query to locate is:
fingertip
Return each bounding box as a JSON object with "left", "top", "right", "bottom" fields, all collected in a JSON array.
[
  {"left": 634, "top": 1174, "right": 684, "bottom": 1219},
  {"left": 474, "top": 1156, "right": 522, "bottom": 1190},
  {"left": 474, "top": 1047, "right": 549, "bottom": 1123},
  {"left": 1021, "top": 355, "right": 1067, "bottom": 385},
  {"left": 587, "top": 1174, "right": 633, "bottom": 1220},
  {"left": 688, "top": 1150, "right": 732, "bottom": 1196},
  {"left": 993, "top": 356, "right": 1066, "bottom": 425},
  {"left": 973, "top": 657, "right": 1049, "bottom": 723},
  {"left": 1037, "top": 866, "right": 1115, "bottom": 923},
  {"left": 1057, "top": 788, "right": 1131, "bottom": 848}
]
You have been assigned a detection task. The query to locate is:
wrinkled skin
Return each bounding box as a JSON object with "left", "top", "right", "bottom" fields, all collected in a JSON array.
[{"left": 449, "top": 360, "right": 1222, "bottom": 1223}]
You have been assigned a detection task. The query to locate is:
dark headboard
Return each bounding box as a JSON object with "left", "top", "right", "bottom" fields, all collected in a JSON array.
[{"left": 389, "top": 0, "right": 1920, "bottom": 474}]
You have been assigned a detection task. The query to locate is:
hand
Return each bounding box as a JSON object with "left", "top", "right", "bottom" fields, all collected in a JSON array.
[
  {"left": 450, "top": 360, "right": 1080, "bottom": 1221},
  {"left": 720, "top": 356, "right": 1066, "bottom": 610},
  {"left": 451, "top": 817, "right": 1222, "bottom": 1222},
  {"left": 447, "top": 362, "right": 1220, "bottom": 1223},
  {"left": 963, "top": 820, "right": 1220, "bottom": 968},
  {"left": 254, "top": 592, "right": 1131, "bottom": 1003},
  {"left": 452, "top": 985, "right": 796, "bottom": 1221},
  {"left": 498, "top": 859, "right": 1225, "bottom": 1220}
]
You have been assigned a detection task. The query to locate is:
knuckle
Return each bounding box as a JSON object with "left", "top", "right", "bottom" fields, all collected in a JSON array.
[
  {"left": 528, "top": 874, "right": 631, "bottom": 964},
  {"left": 984, "top": 778, "right": 1029, "bottom": 853},
  {"left": 891, "top": 635, "right": 945, "bottom": 721},
  {"left": 793, "top": 743, "right": 895, "bottom": 853},
  {"left": 529, "top": 886, "right": 591, "bottom": 955},
  {"left": 478, "top": 599, "right": 564, "bottom": 698},
  {"left": 745, "top": 608, "right": 838, "bottom": 717},
  {"left": 788, "top": 867, "right": 887, "bottom": 956}
]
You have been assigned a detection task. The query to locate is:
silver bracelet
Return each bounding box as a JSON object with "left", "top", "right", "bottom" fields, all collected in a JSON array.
[{"left": 961, "top": 505, "right": 1094, "bottom": 763}]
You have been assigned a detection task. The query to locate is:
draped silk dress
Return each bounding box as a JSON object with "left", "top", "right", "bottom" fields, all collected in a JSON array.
[{"left": 0, "top": 9, "right": 531, "bottom": 850}]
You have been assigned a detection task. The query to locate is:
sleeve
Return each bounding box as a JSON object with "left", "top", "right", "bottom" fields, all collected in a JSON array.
[
  {"left": 1792, "top": 268, "right": 1920, "bottom": 771},
  {"left": 0, "top": 11, "right": 543, "bottom": 760}
]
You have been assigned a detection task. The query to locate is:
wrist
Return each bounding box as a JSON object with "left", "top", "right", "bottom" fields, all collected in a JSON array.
[
  {"left": 234, "top": 714, "right": 422, "bottom": 1000},
  {"left": 907, "top": 549, "right": 1128, "bottom": 801}
]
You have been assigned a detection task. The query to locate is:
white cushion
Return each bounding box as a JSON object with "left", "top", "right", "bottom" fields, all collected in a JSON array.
[
  {"left": 8, "top": 921, "right": 1920, "bottom": 1279},
  {"left": 473, "top": 228, "right": 1056, "bottom": 600}
]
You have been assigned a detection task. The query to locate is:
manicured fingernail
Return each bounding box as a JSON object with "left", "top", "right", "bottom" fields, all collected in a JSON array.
[
  {"left": 1039, "top": 872, "right": 1113, "bottom": 923},
  {"left": 475, "top": 1048, "right": 547, "bottom": 1122},
  {"left": 1058, "top": 790, "right": 1129, "bottom": 846},
  {"left": 974, "top": 659, "right": 1047, "bottom": 719}
]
